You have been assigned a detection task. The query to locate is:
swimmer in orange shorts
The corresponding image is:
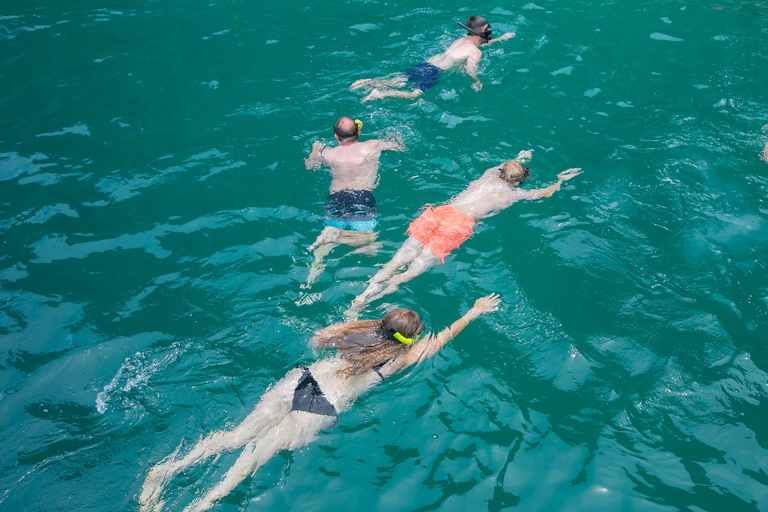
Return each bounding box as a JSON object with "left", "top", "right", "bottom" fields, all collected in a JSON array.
[{"left": 347, "top": 150, "right": 582, "bottom": 315}]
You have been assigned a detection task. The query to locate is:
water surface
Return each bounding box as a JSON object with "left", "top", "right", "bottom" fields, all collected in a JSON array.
[{"left": 1, "top": 1, "right": 768, "bottom": 510}]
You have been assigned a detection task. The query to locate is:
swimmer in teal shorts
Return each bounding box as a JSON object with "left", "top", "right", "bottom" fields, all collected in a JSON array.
[
  {"left": 303, "top": 116, "right": 403, "bottom": 287},
  {"left": 351, "top": 16, "right": 515, "bottom": 102},
  {"left": 139, "top": 293, "right": 501, "bottom": 512}
]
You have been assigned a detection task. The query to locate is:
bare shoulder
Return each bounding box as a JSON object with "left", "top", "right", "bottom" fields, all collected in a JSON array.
[
  {"left": 361, "top": 139, "right": 382, "bottom": 149},
  {"left": 320, "top": 145, "right": 342, "bottom": 163}
]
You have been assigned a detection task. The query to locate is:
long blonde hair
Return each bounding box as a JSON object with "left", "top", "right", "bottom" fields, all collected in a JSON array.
[{"left": 312, "top": 309, "right": 424, "bottom": 377}]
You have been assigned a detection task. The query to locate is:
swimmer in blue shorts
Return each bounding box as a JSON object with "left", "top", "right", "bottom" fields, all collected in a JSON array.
[
  {"left": 351, "top": 16, "right": 515, "bottom": 102},
  {"left": 303, "top": 116, "right": 403, "bottom": 287}
]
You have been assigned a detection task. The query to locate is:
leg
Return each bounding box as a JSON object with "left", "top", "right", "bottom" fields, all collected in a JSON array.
[
  {"left": 306, "top": 227, "right": 343, "bottom": 288},
  {"left": 305, "top": 242, "right": 337, "bottom": 288},
  {"left": 305, "top": 227, "right": 379, "bottom": 288},
  {"left": 334, "top": 229, "right": 380, "bottom": 256},
  {"left": 351, "top": 73, "right": 407, "bottom": 91},
  {"left": 362, "top": 88, "right": 422, "bottom": 103},
  {"left": 139, "top": 368, "right": 302, "bottom": 511},
  {"left": 185, "top": 411, "right": 334, "bottom": 512},
  {"left": 308, "top": 226, "right": 341, "bottom": 252},
  {"left": 348, "top": 237, "right": 425, "bottom": 314},
  {"left": 385, "top": 249, "right": 441, "bottom": 291}
]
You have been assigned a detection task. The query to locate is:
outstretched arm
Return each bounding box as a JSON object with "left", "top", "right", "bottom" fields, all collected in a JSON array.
[
  {"left": 396, "top": 293, "right": 501, "bottom": 369},
  {"left": 487, "top": 32, "right": 515, "bottom": 46},
  {"left": 304, "top": 141, "right": 326, "bottom": 171},
  {"left": 526, "top": 168, "right": 582, "bottom": 200},
  {"left": 377, "top": 136, "right": 405, "bottom": 152}
]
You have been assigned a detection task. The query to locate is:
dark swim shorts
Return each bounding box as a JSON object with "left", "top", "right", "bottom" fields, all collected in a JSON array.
[
  {"left": 405, "top": 62, "right": 442, "bottom": 92},
  {"left": 324, "top": 189, "right": 378, "bottom": 231}
]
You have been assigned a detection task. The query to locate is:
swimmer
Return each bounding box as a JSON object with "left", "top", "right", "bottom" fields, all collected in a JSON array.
[
  {"left": 139, "top": 293, "right": 502, "bottom": 512},
  {"left": 347, "top": 150, "right": 582, "bottom": 316},
  {"left": 351, "top": 16, "right": 515, "bottom": 102},
  {"left": 303, "top": 116, "right": 403, "bottom": 288}
]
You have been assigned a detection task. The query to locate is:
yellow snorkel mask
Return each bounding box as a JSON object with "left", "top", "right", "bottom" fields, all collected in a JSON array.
[
  {"left": 354, "top": 119, "right": 363, "bottom": 132},
  {"left": 390, "top": 330, "right": 418, "bottom": 345},
  {"left": 387, "top": 320, "right": 425, "bottom": 346}
]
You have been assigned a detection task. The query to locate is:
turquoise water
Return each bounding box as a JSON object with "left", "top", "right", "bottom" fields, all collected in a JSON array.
[{"left": 2, "top": 0, "right": 768, "bottom": 510}]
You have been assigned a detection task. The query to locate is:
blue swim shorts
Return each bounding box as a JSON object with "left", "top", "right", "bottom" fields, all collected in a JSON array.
[
  {"left": 405, "top": 62, "right": 442, "bottom": 92},
  {"left": 324, "top": 189, "right": 378, "bottom": 231}
]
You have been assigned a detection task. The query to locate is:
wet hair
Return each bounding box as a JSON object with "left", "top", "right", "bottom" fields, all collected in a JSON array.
[
  {"left": 312, "top": 308, "right": 424, "bottom": 377},
  {"left": 333, "top": 116, "right": 359, "bottom": 142},
  {"left": 500, "top": 161, "right": 531, "bottom": 184},
  {"left": 466, "top": 16, "right": 489, "bottom": 34}
]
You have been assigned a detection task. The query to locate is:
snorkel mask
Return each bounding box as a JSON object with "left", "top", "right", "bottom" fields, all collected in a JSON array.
[
  {"left": 388, "top": 320, "right": 426, "bottom": 346},
  {"left": 458, "top": 20, "right": 492, "bottom": 41}
]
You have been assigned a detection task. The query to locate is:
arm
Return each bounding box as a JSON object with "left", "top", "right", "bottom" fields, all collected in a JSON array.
[
  {"left": 525, "top": 168, "right": 582, "bottom": 200},
  {"left": 395, "top": 293, "right": 501, "bottom": 369},
  {"left": 487, "top": 32, "right": 515, "bottom": 46},
  {"left": 376, "top": 136, "right": 405, "bottom": 152},
  {"left": 304, "top": 140, "right": 326, "bottom": 171},
  {"left": 466, "top": 52, "right": 483, "bottom": 91}
]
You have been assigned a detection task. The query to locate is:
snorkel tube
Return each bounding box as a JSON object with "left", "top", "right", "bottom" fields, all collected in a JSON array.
[
  {"left": 387, "top": 320, "right": 426, "bottom": 346},
  {"left": 458, "top": 20, "right": 492, "bottom": 41}
]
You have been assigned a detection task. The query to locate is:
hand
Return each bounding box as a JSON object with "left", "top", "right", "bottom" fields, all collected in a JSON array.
[
  {"left": 311, "top": 140, "right": 325, "bottom": 152},
  {"left": 557, "top": 168, "right": 582, "bottom": 181},
  {"left": 515, "top": 149, "right": 534, "bottom": 163},
  {"left": 472, "top": 81, "right": 483, "bottom": 92},
  {"left": 499, "top": 32, "right": 515, "bottom": 41},
  {"left": 472, "top": 293, "right": 501, "bottom": 315}
]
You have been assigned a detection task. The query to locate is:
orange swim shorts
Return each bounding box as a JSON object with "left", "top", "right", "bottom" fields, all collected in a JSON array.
[{"left": 406, "top": 205, "right": 476, "bottom": 263}]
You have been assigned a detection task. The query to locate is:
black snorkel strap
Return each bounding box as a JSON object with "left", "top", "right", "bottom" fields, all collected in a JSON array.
[{"left": 457, "top": 21, "right": 491, "bottom": 41}]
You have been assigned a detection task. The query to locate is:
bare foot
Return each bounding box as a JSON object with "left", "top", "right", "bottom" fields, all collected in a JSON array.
[{"left": 350, "top": 79, "right": 372, "bottom": 90}]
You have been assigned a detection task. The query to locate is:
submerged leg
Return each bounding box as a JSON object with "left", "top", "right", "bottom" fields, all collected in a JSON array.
[
  {"left": 351, "top": 73, "right": 407, "bottom": 91},
  {"left": 337, "top": 229, "right": 380, "bottom": 256},
  {"left": 305, "top": 242, "right": 337, "bottom": 288},
  {"left": 348, "top": 237, "right": 425, "bottom": 313},
  {"left": 385, "top": 249, "right": 441, "bottom": 291},
  {"left": 139, "top": 368, "right": 302, "bottom": 511},
  {"left": 362, "top": 88, "right": 422, "bottom": 103},
  {"left": 305, "top": 228, "right": 379, "bottom": 288},
  {"left": 185, "top": 411, "right": 334, "bottom": 512}
]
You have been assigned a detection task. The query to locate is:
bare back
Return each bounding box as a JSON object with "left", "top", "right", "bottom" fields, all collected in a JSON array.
[
  {"left": 447, "top": 167, "right": 532, "bottom": 220},
  {"left": 428, "top": 37, "right": 482, "bottom": 71},
  {"left": 320, "top": 140, "right": 385, "bottom": 192}
]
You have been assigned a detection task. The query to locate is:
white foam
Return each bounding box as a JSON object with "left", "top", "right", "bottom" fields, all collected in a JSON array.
[
  {"left": 584, "top": 88, "right": 601, "bottom": 98},
  {"left": 650, "top": 32, "right": 683, "bottom": 42},
  {"left": 96, "top": 347, "right": 181, "bottom": 414},
  {"left": 551, "top": 66, "right": 574, "bottom": 76},
  {"left": 36, "top": 123, "right": 91, "bottom": 138}
]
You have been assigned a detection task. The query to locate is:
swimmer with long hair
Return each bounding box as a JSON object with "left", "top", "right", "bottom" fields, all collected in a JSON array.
[
  {"left": 347, "top": 151, "right": 582, "bottom": 317},
  {"left": 139, "top": 293, "right": 501, "bottom": 512}
]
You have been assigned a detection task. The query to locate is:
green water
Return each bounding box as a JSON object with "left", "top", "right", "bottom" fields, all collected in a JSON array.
[{"left": 2, "top": 0, "right": 768, "bottom": 510}]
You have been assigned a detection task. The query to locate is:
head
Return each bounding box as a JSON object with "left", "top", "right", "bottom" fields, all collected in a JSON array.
[
  {"left": 462, "top": 16, "right": 492, "bottom": 42},
  {"left": 382, "top": 308, "right": 425, "bottom": 345},
  {"left": 334, "top": 116, "right": 360, "bottom": 144},
  {"left": 313, "top": 309, "right": 425, "bottom": 377},
  {"left": 500, "top": 161, "right": 531, "bottom": 185}
]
